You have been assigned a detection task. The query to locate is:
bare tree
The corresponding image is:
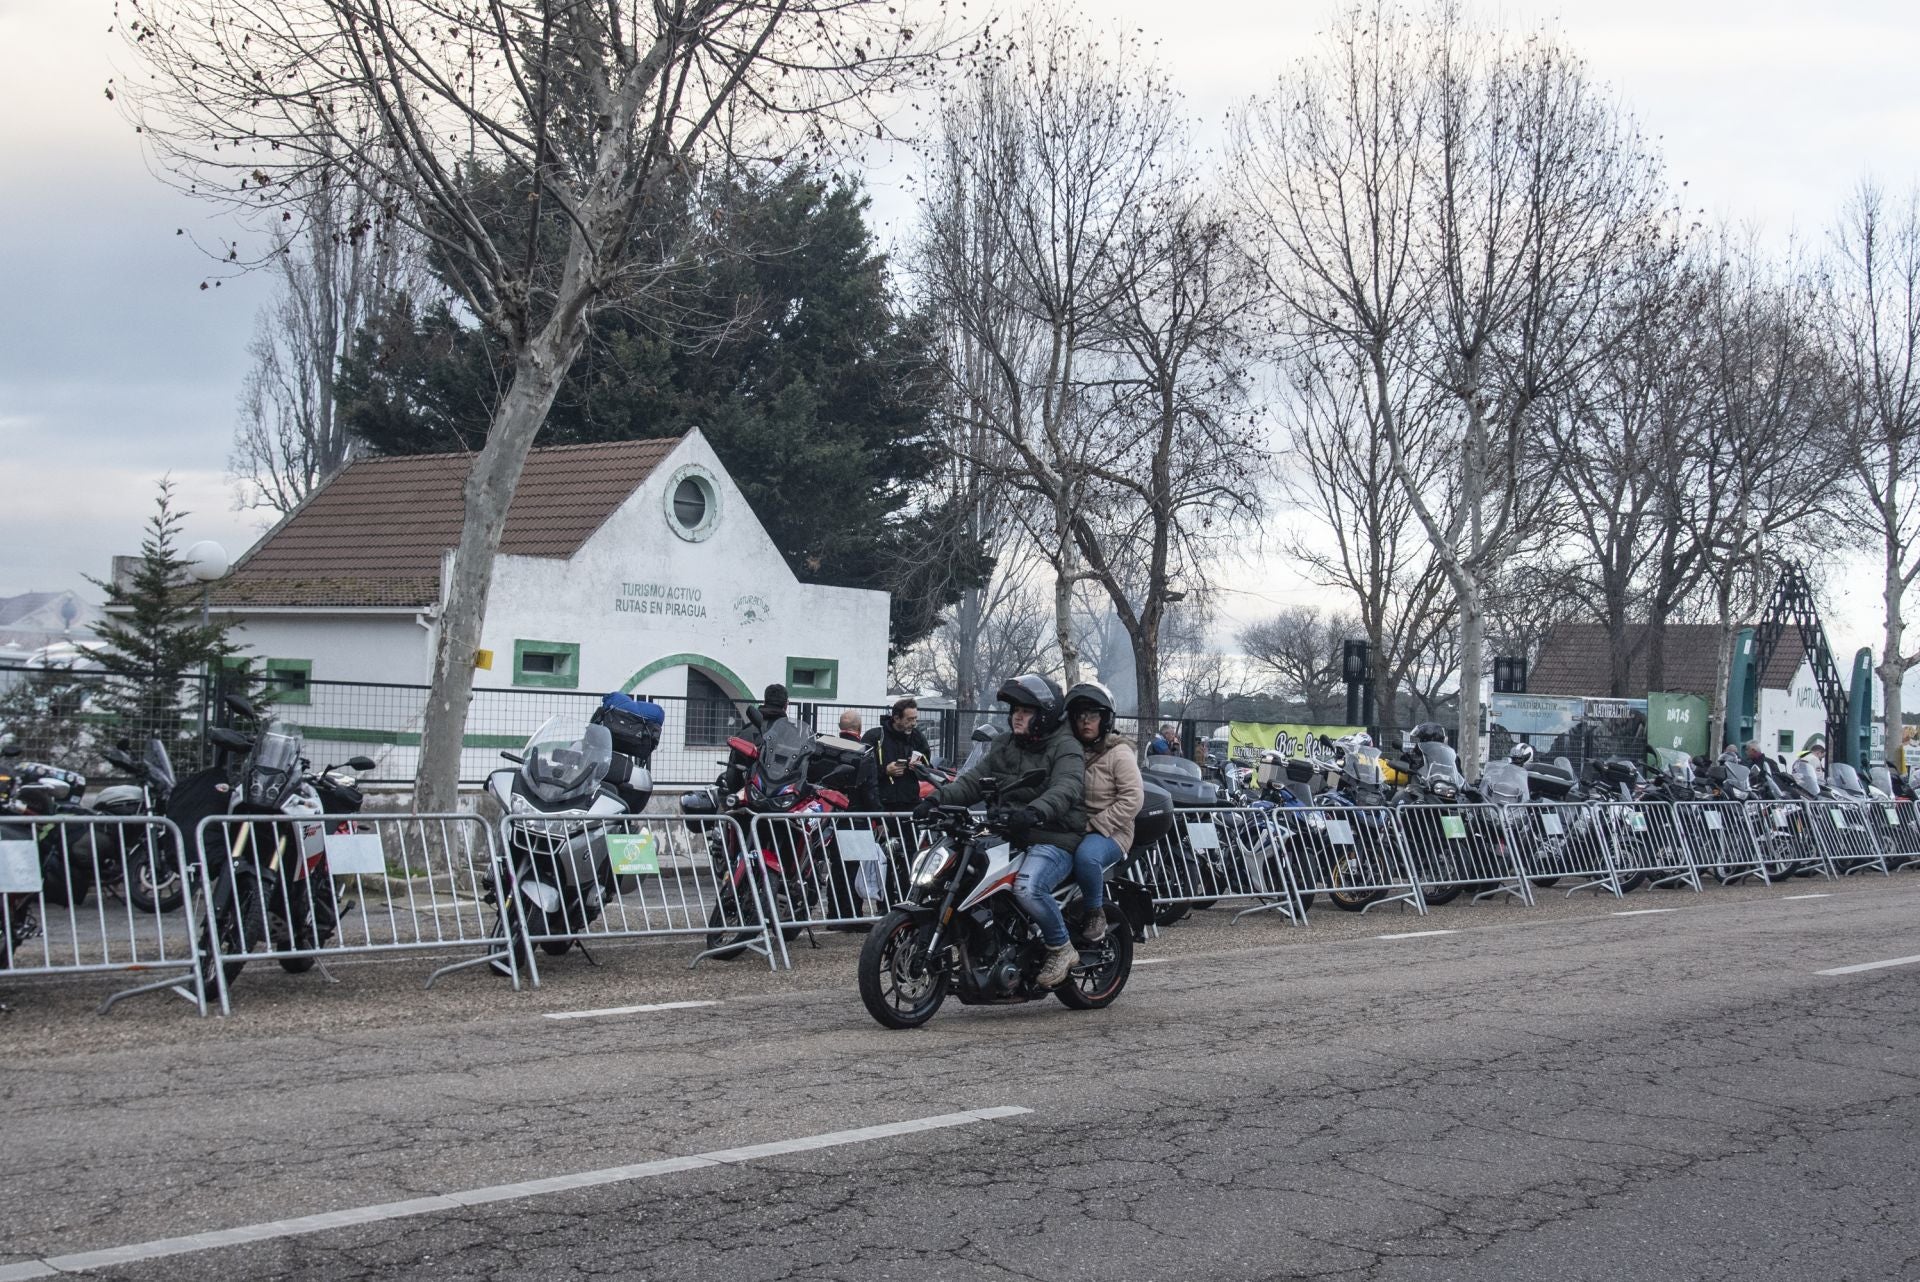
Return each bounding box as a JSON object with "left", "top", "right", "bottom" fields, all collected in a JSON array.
[
  {"left": 892, "top": 554, "right": 1055, "bottom": 706},
  {"left": 121, "top": 0, "right": 942, "bottom": 809},
  {"left": 1276, "top": 353, "right": 1455, "bottom": 732},
  {"left": 913, "top": 15, "right": 1178, "bottom": 685},
  {"left": 1238, "top": 4, "right": 1669, "bottom": 768},
  {"left": 232, "top": 161, "right": 421, "bottom": 515},
  {"left": 1237, "top": 605, "right": 1358, "bottom": 722},
  {"left": 1822, "top": 182, "right": 1920, "bottom": 761}
]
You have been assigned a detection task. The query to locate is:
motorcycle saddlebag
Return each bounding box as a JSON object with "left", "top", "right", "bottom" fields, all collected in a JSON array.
[
  {"left": 592, "top": 693, "right": 664, "bottom": 767},
  {"left": 1130, "top": 780, "right": 1175, "bottom": 851}
]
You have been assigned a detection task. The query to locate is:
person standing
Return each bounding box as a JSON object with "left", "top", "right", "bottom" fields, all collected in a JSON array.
[
  {"left": 1148, "top": 723, "right": 1181, "bottom": 757},
  {"left": 862, "top": 698, "right": 934, "bottom": 812},
  {"left": 838, "top": 709, "right": 864, "bottom": 741}
]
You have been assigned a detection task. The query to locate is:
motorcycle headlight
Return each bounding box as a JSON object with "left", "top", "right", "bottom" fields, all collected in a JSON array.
[
  {"left": 911, "top": 842, "right": 957, "bottom": 888},
  {"left": 1432, "top": 782, "right": 1457, "bottom": 800}
]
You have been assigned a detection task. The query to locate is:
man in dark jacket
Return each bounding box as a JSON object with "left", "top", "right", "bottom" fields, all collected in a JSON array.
[
  {"left": 916, "top": 673, "right": 1086, "bottom": 987},
  {"left": 862, "top": 698, "right": 934, "bottom": 812}
]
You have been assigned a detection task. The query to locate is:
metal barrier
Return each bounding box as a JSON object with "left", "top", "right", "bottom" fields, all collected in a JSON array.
[
  {"left": 193, "top": 813, "right": 516, "bottom": 1013},
  {"left": 1743, "top": 800, "right": 1836, "bottom": 882},
  {"left": 744, "top": 811, "right": 930, "bottom": 942},
  {"left": 1803, "top": 799, "right": 1890, "bottom": 877},
  {"left": 1499, "top": 801, "right": 1626, "bottom": 898},
  {"left": 1671, "top": 801, "right": 1770, "bottom": 885},
  {"left": 498, "top": 812, "right": 773, "bottom": 980},
  {"left": 1134, "top": 806, "right": 1305, "bottom": 926},
  {"left": 0, "top": 814, "right": 208, "bottom": 1015},
  {"left": 1280, "top": 803, "right": 1424, "bottom": 916},
  {"left": 1392, "top": 803, "right": 1532, "bottom": 906},
  {"left": 1866, "top": 800, "right": 1920, "bottom": 872},
  {"left": 1594, "top": 800, "right": 1704, "bottom": 892}
]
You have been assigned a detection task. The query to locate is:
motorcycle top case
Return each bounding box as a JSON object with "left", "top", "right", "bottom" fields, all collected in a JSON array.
[
  {"left": 591, "top": 692, "right": 664, "bottom": 766},
  {"left": 806, "top": 733, "right": 871, "bottom": 787},
  {"left": 1132, "top": 779, "right": 1175, "bottom": 850},
  {"left": 1142, "top": 755, "right": 1220, "bottom": 807}
]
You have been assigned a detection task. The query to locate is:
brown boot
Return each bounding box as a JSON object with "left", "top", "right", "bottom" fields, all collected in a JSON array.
[
  {"left": 1081, "top": 906, "right": 1107, "bottom": 943},
  {"left": 1036, "top": 941, "right": 1078, "bottom": 987}
]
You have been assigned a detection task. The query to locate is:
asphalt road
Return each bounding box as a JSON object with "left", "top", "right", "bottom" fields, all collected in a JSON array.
[{"left": 4, "top": 878, "right": 1919, "bottom": 1280}]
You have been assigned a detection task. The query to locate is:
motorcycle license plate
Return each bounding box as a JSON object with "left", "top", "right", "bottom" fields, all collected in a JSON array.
[
  {"left": 1440, "top": 816, "right": 1467, "bottom": 840},
  {"left": 0, "top": 839, "right": 41, "bottom": 894},
  {"left": 1542, "top": 814, "right": 1563, "bottom": 837}
]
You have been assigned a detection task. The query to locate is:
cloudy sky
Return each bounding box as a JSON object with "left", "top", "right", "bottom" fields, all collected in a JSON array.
[{"left": 0, "top": 0, "right": 1915, "bottom": 665}]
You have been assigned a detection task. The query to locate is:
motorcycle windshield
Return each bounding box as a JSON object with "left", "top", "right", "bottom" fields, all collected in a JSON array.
[
  {"left": 1829, "top": 762, "right": 1863, "bottom": 796},
  {"left": 1723, "top": 763, "right": 1751, "bottom": 793},
  {"left": 750, "top": 718, "right": 814, "bottom": 800},
  {"left": 521, "top": 717, "right": 613, "bottom": 806},
  {"left": 248, "top": 729, "right": 304, "bottom": 809},
  {"left": 1419, "top": 743, "right": 1459, "bottom": 786},
  {"left": 143, "top": 738, "right": 176, "bottom": 792},
  {"left": 1481, "top": 761, "right": 1529, "bottom": 804},
  {"left": 1668, "top": 754, "right": 1693, "bottom": 786}
]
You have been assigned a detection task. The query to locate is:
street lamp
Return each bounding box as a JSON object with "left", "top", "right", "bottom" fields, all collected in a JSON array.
[{"left": 185, "top": 541, "right": 230, "bottom": 739}]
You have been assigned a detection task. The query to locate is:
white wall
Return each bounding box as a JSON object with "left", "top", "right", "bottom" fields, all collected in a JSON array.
[
  {"left": 1757, "top": 659, "right": 1828, "bottom": 758},
  {"left": 477, "top": 431, "right": 890, "bottom": 705},
  {"left": 225, "top": 614, "right": 430, "bottom": 686}
]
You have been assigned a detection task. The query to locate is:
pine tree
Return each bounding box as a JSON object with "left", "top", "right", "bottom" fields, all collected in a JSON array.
[{"left": 87, "top": 480, "right": 245, "bottom": 762}]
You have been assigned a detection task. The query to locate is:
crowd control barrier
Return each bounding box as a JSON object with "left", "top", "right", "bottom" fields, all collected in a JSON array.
[
  {"left": 193, "top": 812, "right": 516, "bottom": 1013},
  {"left": 1392, "top": 803, "right": 1532, "bottom": 906},
  {"left": 498, "top": 812, "right": 773, "bottom": 980},
  {"left": 1744, "top": 801, "right": 1836, "bottom": 882},
  {"left": 1669, "top": 801, "right": 1767, "bottom": 885},
  {"left": 1500, "top": 801, "right": 1628, "bottom": 898},
  {"left": 0, "top": 814, "right": 208, "bottom": 1014},
  {"left": 1132, "top": 806, "right": 1306, "bottom": 926},
  {"left": 1868, "top": 801, "right": 1920, "bottom": 872},
  {"left": 744, "top": 811, "right": 930, "bottom": 942},
  {"left": 1280, "top": 804, "right": 1425, "bottom": 916},
  {"left": 1803, "top": 799, "right": 1890, "bottom": 877},
  {"left": 1594, "top": 801, "right": 1705, "bottom": 893}
]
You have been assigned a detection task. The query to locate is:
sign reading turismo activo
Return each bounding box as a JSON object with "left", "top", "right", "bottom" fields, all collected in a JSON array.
[{"left": 614, "top": 581, "right": 708, "bottom": 619}]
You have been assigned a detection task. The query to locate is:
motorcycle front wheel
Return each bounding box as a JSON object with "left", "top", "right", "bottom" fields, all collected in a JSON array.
[
  {"left": 125, "top": 840, "right": 185, "bottom": 914},
  {"left": 704, "top": 880, "right": 768, "bottom": 961},
  {"left": 858, "top": 909, "right": 948, "bottom": 1029}
]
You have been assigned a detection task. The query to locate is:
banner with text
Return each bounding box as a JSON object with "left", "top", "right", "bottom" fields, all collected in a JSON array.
[{"left": 1227, "top": 722, "right": 1364, "bottom": 761}]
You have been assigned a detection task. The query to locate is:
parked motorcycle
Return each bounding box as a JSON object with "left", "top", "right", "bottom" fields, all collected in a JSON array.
[
  {"left": 94, "top": 739, "right": 183, "bottom": 912},
  {"left": 856, "top": 772, "right": 1146, "bottom": 1029},
  {"left": 1389, "top": 741, "right": 1471, "bottom": 905},
  {"left": 485, "top": 714, "right": 645, "bottom": 977}
]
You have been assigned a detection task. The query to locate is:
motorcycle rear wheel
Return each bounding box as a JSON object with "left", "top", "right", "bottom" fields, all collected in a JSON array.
[
  {"left": 1056, "top": 906, "right": 1133, "bottom": 1009},
  {"left": 858, "top": 909, "right": 948, "bottom": 1029}
]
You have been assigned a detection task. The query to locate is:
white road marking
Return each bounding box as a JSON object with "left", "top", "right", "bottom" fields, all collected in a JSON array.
[
  {"left": 1781, "top": 893, "right": 1833, "bottom": 901},
  {"left": 543, "top": 1000, "right": 718, "bottom": 1021},
  {"left": 1375, "top": 929, "right": 1456, "bottom": 940},
  {"left": 1133, "top": 958, "right": 1171, "bottom": 966},
  {"left": 1816, "top": 954, "right": 1920, "bottom": 977},
  {"left": 0, "top": 1107, "right": 1032, "bottom": 1281},
  {"left": 1611, "top": 909, "right": 1677, "bottom": 916}
]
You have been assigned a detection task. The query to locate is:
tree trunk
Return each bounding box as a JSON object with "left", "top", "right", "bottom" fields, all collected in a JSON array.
[
  {"left": 1132, "top": 621, "right": 1161, "bottom": 754},
  {"left": 1881, "top": 549, "right": 1906, "bottom": 770},
  {"left": 1053, "top": 517, "right": 1081, "bottom": 686},
  {"left": 414, "top": 332, "right": 580, "bottom": 813},
  {"left": 1605, "top": 585, "right": 1633, "bottom": 699},
  {"left": 1645, "top": 595, "right": 1671, "bottom": 696},
  {"left": 1457, "top": 576, "right": 1486, "bottom": 773},
  {"left": 1707, "top": 584, "right": 1737, "bottom": 753}
]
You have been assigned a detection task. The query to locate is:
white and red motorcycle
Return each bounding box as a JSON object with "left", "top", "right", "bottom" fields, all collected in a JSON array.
[{"left": 856, "top": 772, "right": 1152, "bottom": 1029}]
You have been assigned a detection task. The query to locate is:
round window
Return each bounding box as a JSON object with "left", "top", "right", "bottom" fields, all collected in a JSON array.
[{"left": 664, "top": 465, "right": 720, "bottom": 542}]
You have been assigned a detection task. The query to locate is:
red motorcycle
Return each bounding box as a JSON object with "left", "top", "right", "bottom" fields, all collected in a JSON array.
[{"left": 694, "top": 711, "right": 860, "bottom": 959}]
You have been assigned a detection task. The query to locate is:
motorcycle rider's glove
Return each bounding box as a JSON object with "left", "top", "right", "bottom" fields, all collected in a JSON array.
[
  {"left": 911, "top": 796, "right": 941, "bottom": 822},
  {"left": 998, "top": 805, "right": 1041, "bottom": 839}
]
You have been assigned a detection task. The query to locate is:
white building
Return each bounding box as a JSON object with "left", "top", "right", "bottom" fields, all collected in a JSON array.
[{"left": 210, "top": 432, "right": 889, "bottom": 780}]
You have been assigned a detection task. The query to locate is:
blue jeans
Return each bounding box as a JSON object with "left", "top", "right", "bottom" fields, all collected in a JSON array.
[
  {"left": 1073, "top": 832, "right": 1125, "bottom": 910},
  {"left": 1011, "top": 843, "right": 1075, "bottom": 948}
]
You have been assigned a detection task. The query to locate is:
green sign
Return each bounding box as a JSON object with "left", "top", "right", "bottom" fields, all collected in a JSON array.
[
  {"left": 1440, "top": 815, "right": 1467, "bottom": 840},
  {"left": 1648, "top": 692, "right": 1709, "bottom": 760},
  {"left": 607, "top": 831, "right": 660, "bottom": 876}
]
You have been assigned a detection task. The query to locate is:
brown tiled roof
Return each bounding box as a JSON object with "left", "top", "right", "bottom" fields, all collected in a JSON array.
[
  {"left": 214, "top": 438, "right": 681, "bottom": 608},
  {"left": 1529, "top": 623, "right": 1807, "bottom": 698}
]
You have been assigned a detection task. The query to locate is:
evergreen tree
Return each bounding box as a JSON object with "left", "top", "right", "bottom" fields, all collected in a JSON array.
[
  {"left": 338, "top": 166, "right": 985, "bottom": 651},
  {"left": 87, "top": 480, "right": 246, "bottom": 761}
]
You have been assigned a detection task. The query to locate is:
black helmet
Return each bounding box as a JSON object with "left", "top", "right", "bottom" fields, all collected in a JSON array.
[
  {"left": 997, "top": 673, "right": 1066, "bottom": 746},
  {"left": 1412, "top": 722, "right": 1448, "bottom": 744},
  {"left": 1064, "top": 681, "right": 1115, "bottom": 740}
]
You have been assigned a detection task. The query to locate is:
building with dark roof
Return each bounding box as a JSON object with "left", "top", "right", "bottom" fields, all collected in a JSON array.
[{"left": 210, "top": 430, "right": 888, "bottom": 776}]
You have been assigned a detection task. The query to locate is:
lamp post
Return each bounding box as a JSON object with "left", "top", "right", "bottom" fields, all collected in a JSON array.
[{"left": 184, "top": 541, "right": 229, "bottom": 746}]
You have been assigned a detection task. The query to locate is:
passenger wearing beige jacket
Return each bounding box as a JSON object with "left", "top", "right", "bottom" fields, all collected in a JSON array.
[{"left": 1064, "top": 682, "right": 1143, "bottom": 942}]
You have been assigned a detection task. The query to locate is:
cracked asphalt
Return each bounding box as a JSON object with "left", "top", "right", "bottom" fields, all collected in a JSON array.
[{"left": 4, "top": 876, "right": 1919, "bottom": 1280}]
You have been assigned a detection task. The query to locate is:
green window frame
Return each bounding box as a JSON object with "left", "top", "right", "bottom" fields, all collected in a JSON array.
[
  {"left": 1777, "top": 729, "right": 1794, "bottom": 755},
  {"left": 785, "top": 656, "right": 838, "bottom": 701},
  {"left": 262, "top": 658, "right": 312, "bottom": 706},
  {"left": 514, "top": 639, "right": 581, "bottom": 689}
]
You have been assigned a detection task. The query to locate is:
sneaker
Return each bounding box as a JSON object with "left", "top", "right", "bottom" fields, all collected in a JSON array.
[
  {"left": 1081, "top": 906, "right": 1107, "bottom": 943},
  {"left": 1036, "top": 941, "right": 1078, "bottom": 987}
]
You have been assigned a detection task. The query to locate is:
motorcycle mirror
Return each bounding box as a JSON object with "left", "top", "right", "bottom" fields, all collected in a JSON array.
[
  {"left": 223, "top": 693, "right": 260, "bottom": 721},
  {"left": 346, "top": 756, "right": 377, "bottom": 772},
  {"left": 500, "top": 750, "right": 525, "bottom": 764},
  {"left": 0, "top": 744, "right": 21, "bottom": 759},
  {"left": 744, "top": 705, "right": 765, "bottom": 730},
  {"left": 971, "top": 724, "right": 996, "bottom": 742}
]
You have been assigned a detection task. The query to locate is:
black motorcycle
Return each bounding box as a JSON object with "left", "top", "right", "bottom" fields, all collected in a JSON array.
[{"left": 857, "top": 774, "right": 1152, "bottom": 1029}]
